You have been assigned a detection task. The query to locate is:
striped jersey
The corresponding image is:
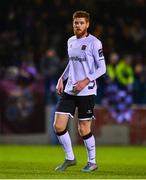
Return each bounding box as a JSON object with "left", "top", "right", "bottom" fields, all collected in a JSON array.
[{"left": 61, "top": 34, "right": 106, "bottom": 96}]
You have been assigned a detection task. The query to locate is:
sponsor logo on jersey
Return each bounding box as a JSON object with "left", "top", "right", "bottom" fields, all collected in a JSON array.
[{"left": 69, "top": 56, "right": 86, "bottom": 62}]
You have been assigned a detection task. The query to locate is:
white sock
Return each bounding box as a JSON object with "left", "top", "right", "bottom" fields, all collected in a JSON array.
[
  {"left": 57, "top": 131, "right": 75, "bottom": 160},
  {"left": 83, "top": 134, "right": 96, "bottom": 164}
]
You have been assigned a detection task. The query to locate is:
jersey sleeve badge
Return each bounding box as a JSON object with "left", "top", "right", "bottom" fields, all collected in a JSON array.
[{"left": 98, "top": 48, "right": 103, "bottom": 57}]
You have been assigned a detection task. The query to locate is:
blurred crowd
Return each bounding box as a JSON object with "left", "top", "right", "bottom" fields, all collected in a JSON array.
[{"left": 0, "top": 0, "right": 146, "bottom": 114}]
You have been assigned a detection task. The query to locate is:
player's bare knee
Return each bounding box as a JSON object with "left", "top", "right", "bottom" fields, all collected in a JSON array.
[
  {"left": 78, "top": 124, "right": 90, "bottom": 136},
  {"left": 53, "top": 122, "right": 65, "bottom": 132},
  {"left": 54, "top": 125, "right": 65, "bottom": 133}
]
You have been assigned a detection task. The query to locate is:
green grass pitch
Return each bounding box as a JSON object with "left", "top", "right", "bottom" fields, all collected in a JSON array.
[{"left": 0, "top": 145, "right": 146, "bottom": 179}]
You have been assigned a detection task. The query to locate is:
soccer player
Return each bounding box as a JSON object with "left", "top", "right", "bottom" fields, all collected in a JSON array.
[{"left": 54, "top": 10, "right": 106, "bottom": 172}]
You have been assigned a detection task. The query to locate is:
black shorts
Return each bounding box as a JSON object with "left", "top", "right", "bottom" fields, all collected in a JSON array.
[{"left": 56, "top": 93, "right": 95, "bottom": 120}]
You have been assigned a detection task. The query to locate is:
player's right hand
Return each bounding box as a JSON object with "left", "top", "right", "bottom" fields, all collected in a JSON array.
[{"left": 56, "top": 78, "right": 64, "bottom": 95}]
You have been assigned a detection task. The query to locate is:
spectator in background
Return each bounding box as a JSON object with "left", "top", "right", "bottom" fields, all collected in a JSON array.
[
  {"left": 114, "top": 54, "right": 134, "bottom": 123},
  {"left": 103, "top": 53, "right": 134, "bottom": 123},
  {"left": 0, "top": 63, "right": 36, "bottom": 123},
  {"left": 40, "top": 48, "right": 60, "bottom": 105},
  {"left": 19, "top": 59, "right": 38, "bottom": 82},
  {"left": 116, "top": 54, "right": 134, "bottom": 88},
  {"left": 133, "top": 62, "right": 146, "bottom": 104},
  {"left": 107, "top": 52, "right": 119, "bottom": 82},
  {"left": 102, "top": 52, "right": 119, "bottom": 120}
]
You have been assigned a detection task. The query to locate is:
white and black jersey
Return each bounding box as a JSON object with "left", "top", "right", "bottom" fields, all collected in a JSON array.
[{"left": 61, "top": 34, "right": 106, "bottom": 96}]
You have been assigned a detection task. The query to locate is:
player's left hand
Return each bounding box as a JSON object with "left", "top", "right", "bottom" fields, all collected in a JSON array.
[{"left": 73, "top": 78, "right": 90, "bottom": 93}]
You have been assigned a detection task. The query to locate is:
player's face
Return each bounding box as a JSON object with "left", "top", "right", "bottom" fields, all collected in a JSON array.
[{"left": 73, "top": 17, "right": 89, "bottom": 38}]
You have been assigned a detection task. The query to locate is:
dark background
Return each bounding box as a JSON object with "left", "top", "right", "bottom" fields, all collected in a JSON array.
[{"left": 0, "top": 0, "right": 146, "bottom": 137}]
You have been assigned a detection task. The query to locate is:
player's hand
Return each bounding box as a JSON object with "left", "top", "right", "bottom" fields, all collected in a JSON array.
[
  {"left": 73, "top": 78, "right": 90, "bottom": 93},
  {"left": 56, "top": 78, "right": 64, "bottom": 95}
]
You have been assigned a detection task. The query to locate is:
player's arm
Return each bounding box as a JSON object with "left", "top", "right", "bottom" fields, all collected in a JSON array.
[
  {"left": 60, "top": 63, "right": 69, "bottom": 81},
  {"left": 87, "top": 40, "right": 106, "bottom": 81},
  {"left": 56, "top": 63, "right": 69, "bottom": 94}
]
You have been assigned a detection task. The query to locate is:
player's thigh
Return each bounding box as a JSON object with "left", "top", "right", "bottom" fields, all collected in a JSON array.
[{"left": 54, "top": 113, "right": 69, "bottom": 131}]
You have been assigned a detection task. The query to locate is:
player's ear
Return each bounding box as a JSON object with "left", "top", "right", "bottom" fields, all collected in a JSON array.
[{"left": 87, "top": 21, "right": 89, "bottom": 28}]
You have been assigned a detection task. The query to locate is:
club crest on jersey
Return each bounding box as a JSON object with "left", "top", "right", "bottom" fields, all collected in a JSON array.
[{"left": 81, "top": 45, "right": 86, "bottom": 50}]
